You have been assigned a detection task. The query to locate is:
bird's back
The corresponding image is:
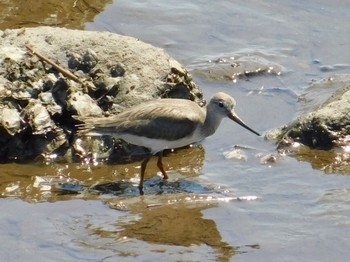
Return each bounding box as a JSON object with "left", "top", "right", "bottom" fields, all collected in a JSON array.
[{"left": 78, "top": 98, "right": 206, "bottom": 142}]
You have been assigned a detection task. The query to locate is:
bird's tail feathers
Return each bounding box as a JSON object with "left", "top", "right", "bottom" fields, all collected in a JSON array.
[{"left": 73, "top": 115, "right": 99, "bottom": 137}]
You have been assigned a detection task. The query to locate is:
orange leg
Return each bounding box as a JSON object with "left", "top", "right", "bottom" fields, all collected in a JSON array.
[
  {"left": 157, "top": 151, "right": 168, "bottom": 180},
  {"left": 139, "top": 155, "right": 151, "bottom": 190}
]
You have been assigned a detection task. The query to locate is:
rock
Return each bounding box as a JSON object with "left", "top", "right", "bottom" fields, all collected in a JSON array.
[
  {"left": 0, "top": 27, "right": 203, "bottom": 162},
  {"left": 190, "top": 54, "right": 284, "bottom": 83},
  {"left": 67, "top": 49, "right": 98, "bottom": 73},
  {"left": 0, "top": 107, "right": 21, "bottom": 135},
  {"left": 22, "top": 101, "right": 54, "bottom": 135},
  {"left": 39, "top": 91, "right": 62, "bottom": 116},
  {"left": 258, "top": 153, "right": 278, "bottom": 165},
  {"left": 67, "top": 91, "right": 103, "bottom": 117},
  {"left": 266, "top": 74, "right": 350, "bottom": 173},
  {"left": 267, "top": 74, "right": 350, "bottom": 150},
  {"left": 223, "top": 149, "right": 247, "bottom": 161}
]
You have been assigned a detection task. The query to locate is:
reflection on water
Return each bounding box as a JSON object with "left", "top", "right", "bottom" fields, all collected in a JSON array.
[
  {"left": 108, "top": 195, "right": 235, "bottom": 261},
  {"left": 0, "top": 146, "right": 205, "bottom": 200},
  {"left": 0, "top": 0, "right": 111, "bottom": 30},
  {"left": 0, "top": 145, "right": 250, "bottom": 261},
  {"left": 2, "top": 0, "right": 350, "bottom": 261},
  {"left": 285, "top": 145, "right": 350, "bottom": 174},
  {"left": 310, "top": 188, "right": 350, "bottom": 226}
]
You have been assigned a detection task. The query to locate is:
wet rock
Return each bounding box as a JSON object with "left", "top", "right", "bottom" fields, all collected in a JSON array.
[
  {"left": 73, "top": 136, "right": 114, "bottom": 161},
  {"left": 0, "top": 26, "right": 203, "bottom": 162},
  {"left": 190, "top": 54, "right": 284, "bottom": 83},
  {"left": 267, "top": 74, "right": 350, "bottom": 150},
  {"left": 258, "top": 153, "right": 278, "bottom": 165},
  {"left": 223, "top": 148, "right": 247, "bottom": 161}
]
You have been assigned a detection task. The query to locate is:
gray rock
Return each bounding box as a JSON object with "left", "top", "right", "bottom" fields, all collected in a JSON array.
[
  {"left": 22, "top": 101, "right": 54, "bottom": 135},
  {"left": 0, "top": 27, "right": 203, "bottom": 162},
  {"left": 67, "top": 91, "right": 103, "bottom": 117},
  {"left": 0, "top": 107, "right": 21, "bottom": 135},
  {"left": 267, "top": 74, "right": 350, "bottom": 150}
]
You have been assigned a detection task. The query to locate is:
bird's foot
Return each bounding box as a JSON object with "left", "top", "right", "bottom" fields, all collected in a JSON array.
[{"left": 138, "top": 185, "right": 144, "bottom": 195}]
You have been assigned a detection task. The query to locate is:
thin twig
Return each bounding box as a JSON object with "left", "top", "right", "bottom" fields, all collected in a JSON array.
[{"left": 25, "top": 44, "right": 83, "bottom": 84}]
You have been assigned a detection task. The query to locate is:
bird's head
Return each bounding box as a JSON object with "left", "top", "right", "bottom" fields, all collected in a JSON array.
[{"left": 210, "top": 92, "right": 260, "bottom": 136}]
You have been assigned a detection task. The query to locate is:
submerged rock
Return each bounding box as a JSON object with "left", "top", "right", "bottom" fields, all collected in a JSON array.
[
  {"left": 0, "top": 27, "right": 203, "bottom": 162},
  {"left": 190, "top": 54, "right": 284, "bottom": 83}
]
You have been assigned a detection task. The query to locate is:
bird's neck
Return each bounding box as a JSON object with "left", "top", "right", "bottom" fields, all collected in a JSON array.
[{"left": 202, "top": 106, "right": 224, "bottom": 137}]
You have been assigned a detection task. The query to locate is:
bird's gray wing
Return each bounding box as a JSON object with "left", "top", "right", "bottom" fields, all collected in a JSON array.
[{"left": 77, "top": 99, "right": 204, "bottom": 141}]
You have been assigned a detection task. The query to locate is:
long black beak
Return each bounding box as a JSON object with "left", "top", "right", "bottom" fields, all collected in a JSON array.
[{"left": 228, "top": 111, "right": 260, "bottom": 136}]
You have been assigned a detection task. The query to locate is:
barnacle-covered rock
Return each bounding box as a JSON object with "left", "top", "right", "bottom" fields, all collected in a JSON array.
[
  {"left": 267, "top": 75, "right": 350, "bottom": 149},
  {"left": 266, "top": 74, "right": 350, "bottom": 174},
  {"left": 0, "top": 26, "right": 203, "bottom": 162},
  {"left": 22, "top": 101, "right": 54, "bottom": 134},
  {"left": 0, "top": 78, "right": 12, "bottom": 98},
  {"left": 67, "top": 91, "right": 103, "bottom": 117},
  {"left": 50, "top": 78, "right": 71, "bottom": 108},
  {"left": 161, "top": 66, "right": 203, "bottom": 102},
  {"left": 0, "top": 107, "right": 21, "bottom": 135},
  {"left": 39, "top": 91, "right": 62, "bottom": 116},
  {"left": 67, "top": 49, "right": 98, "bottom": 73},
  {"left": 92, "top": 75, "right": 121, "bottom": 96}
]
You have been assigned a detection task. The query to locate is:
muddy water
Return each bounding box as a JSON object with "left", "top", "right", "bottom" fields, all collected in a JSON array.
[
  {"left": 1, "top": 1, "right": 350, "bottom": 261},
  {"left": 0, "top": 0, "right": 111, "bottom": 29}
]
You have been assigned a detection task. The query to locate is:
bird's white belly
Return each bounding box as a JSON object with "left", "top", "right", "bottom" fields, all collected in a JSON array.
[{"left": 118, "top": 131, "right": 202, "bottom": 154}]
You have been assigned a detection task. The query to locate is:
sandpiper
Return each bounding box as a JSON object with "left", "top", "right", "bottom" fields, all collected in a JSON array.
[{"left": 76, "top": 92, "right": 260, "bottom": 193}]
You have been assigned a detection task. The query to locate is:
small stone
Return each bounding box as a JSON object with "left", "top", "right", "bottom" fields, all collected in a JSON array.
[
  {"left": 259, "top": 154, "right": 277, "bottom": 164},
  {"left": 223, "top": 149, "right": 247, "bottom": 161}
]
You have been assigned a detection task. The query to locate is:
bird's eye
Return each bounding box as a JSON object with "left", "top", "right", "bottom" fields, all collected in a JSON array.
[{"left": 218, "top": 101, "right": 224, "bottom": 108}]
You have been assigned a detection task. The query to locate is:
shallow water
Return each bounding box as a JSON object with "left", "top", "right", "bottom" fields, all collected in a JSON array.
[{"left": 1, "top": 1, "right": 350, "bottom": 261}]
